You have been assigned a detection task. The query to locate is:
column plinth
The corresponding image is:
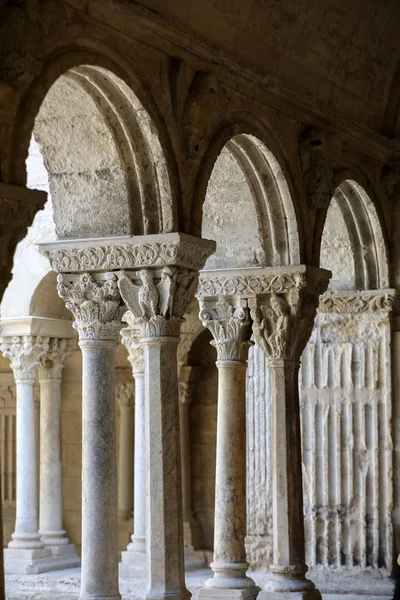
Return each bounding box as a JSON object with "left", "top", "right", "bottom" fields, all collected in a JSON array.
[
  {"left": 38, "top": 338, "right": 80, "bottom": 569},
  {"left": 0, "top": 336, "right": 53, "bottom": 574},
  {"left": 57, "top": 272, "right": 126, "bottom": 600},
  {"left": 196, "top": 298, "right": 259, "bottom": 600}
]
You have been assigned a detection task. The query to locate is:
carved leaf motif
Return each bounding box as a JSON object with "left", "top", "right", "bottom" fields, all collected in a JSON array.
[
  {"left": 57, "top": 273, "right": 125, "bottom": 341},
  {"left": 0, "top": 335, "right": 49, "bottom": 381},
  {"left": 197, "top": 273, "right": 305, "bottom": 298},
  {"left": 199, "top": 301, "right": 253, "bottom": 362},
  {"left": 318, "top": 292, "right": 394, "bottom": 314},
  {"left": 39, "top": 338, "right": 76, "bottom": 380}
]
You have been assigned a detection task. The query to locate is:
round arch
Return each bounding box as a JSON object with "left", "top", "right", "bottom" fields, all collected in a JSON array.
[
  {"left": 194, "top": 124, "right": 301, "bottom": 268},
  {"left": 7, "top": 46, "right": 179, "bottom": 237},
  {"left": 320, "top": 179, "right": 389, "bottom": 291}
]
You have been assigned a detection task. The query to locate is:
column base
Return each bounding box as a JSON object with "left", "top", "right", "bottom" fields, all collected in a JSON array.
[
  {"left": 198, "top": 587, "right": 260, "bottom": 600},
  {"left": 184, "top": 543, "right": 205, "bottom": 571},
  {"left": 145, "top": 591, "right": 191, "bottom": 600},
  {"left": 4, "top": 546, "right": 65, "bottom": 574},
  {"left": 258, "top": 592, "right": 321, "bottom": 600},
  {"left": 45, "top": 543, "right": 81, "bottom": 568},
  {"left": 119, "top": 548, "right": 147, "bottom": 578}
]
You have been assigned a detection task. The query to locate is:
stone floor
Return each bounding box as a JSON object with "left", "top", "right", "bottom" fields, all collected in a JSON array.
[{"left": 5, "top": 568, "right": 394, "bottom": 600}]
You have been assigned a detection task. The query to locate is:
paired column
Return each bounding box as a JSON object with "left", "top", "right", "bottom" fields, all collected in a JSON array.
[
  {"left": 57, "top": 272, "right": 126, "bottom": 600},
  {"left": 41, "top": 232, "right": 215, "bottom": 600},
  {"left": 179, "top": 365, "right": 204, "bottom": 569},
  {"left": 38, "top": 338, "right": 80, "bottom": 568},
  {"left": 197, "top": 298, "right": 258, "bottom": 600},
  {"left": 0, "top": 335, "right": 52, "bottom": 573},
  {"left": 120, "top": 317, "right": 147, "bottom": 577},
  {"left": 248, "top": 269, "right": 329, "bottom": 600}
]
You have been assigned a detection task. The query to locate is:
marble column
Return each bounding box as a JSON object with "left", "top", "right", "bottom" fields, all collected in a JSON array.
[
  {"left": 117, "top": 267, "right": 213, "bottom": 600},
  {"left": 197, "top": 299, "right": 259, "bottom": 600},
  {"left": 57, "top": 272, "right": 126, "bottom": 600},
  {"left": 248, "top": 268, "right": 329, "bottom": 600},
  {"left": 120, "top": 320, "right": 146, "bottom": 577},
  {"left": 0, "top": 335, "right": 53, "bottom": 574},
  {"left": 179, "top": 365, "right": 204, "bottom": 570},
  {"left": 116, "top": 382, "right": 135, "bottom": 521},
  {"left": 38, "top": 338, "right": 80, "bottom": 568}
]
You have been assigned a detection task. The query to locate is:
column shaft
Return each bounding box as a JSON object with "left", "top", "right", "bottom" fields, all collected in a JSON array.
[
  {"left": 143, "top": 337, "right": 189, "bottom": 600},
  {"left": 132, "top": 372, "right": 146, "bottom": 549},
  {"left": 13, "top": 380, "right": 41, "bottom": 545},
  {"left": 118, "top": 399, "right": 134, "bottom": 521},
  {"left": 80, "top": 340, "right": 120, "bottom": 600}
]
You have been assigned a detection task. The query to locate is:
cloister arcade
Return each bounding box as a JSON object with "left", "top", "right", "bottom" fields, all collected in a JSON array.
[{"left": 0, "top": 2, "right": 399, "bottom": 600}]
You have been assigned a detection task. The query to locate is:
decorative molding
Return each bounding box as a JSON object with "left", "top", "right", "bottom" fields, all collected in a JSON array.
[
  {"left": 41, "top": 235, "right": 216, "bottom": 274},
  {"left": 318, "top": 291, "right": 395, "bottom": 315},
  {"left": 120, "top": 315, "right": 144, "bottom": 374},
  {"left": 197, "top": 272, "right": 305, "bottom": 297},
  {"left": 199, "top": 300, "right": 253, "bottom": 362},
  {"left": 115, "top": 381, "right": 135, "bottom": 408},
  {"left": 0, "top": 335, "right": 49, "bottom": 381},
  {"left": 38, "top": 338, "right": 76, "bottom": 380},
  {"left": 117, "top": 267, "right": 198, "bottom": 338},
  {"left": 57, "top": 273, "right": 126, "bottom": 341}
]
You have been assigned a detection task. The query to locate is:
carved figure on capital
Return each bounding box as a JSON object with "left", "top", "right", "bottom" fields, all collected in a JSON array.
[
  {"left": 120, "top": 313, "right": 145, "bottom": 375},
  {"left": 117, "top": 267, "right": 198, "bottom": 338}
]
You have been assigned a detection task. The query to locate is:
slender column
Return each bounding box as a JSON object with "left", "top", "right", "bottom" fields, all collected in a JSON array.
[
  {"left": 57, "top": 272, "right": 125, "bottom": 600},
  {"left": 249, "top": 273, "right": 328, "bottom": 600},
  {"left": 117, "top": 266, "right": 207, "bottom": 600},
  {"left": 120, "top": 322, "right": 146, "bottom": 576},
  {"left": 38, "top": 338, "right": 80, "bottom": 568},
  {"left": 116, "top": 382, "right": 135, "bottom": 521},
  {"left": 196, "top": 299, "right": 258, "bottom": 600},
  {"left": 179, "top": 365, "right": 204, "bottom": 570},
  {"left": 0, "top": 335, "right": 53, "bottom": 573}
]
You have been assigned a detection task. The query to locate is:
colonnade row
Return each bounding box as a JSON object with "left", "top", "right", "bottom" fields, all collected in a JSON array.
[{"left": 2, "top": 232, "right": 334, "bottom": 600}]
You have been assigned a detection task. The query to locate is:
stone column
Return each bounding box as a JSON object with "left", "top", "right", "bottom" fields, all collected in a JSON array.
[
  {"left": 179, "top": 365, "right": 204, "bottom": 570},
  {"left": 57, "top": 272, "right": 126, "bottom": 600},
  {"left": 196, "top": 298, "right": 258, "bottom": 600},
  {"left": 0, "top": 335, "right": 53, "bottom": 574},
  {"left": 40, "top": 232, "right": 215, "bottom": 600},
  {"left": 116, "top": 382, "right": 135, "bottom": 521},
  {"left": 248, "top": 267, "right": 330, "bottom": 600},
  {"left": 38, "top": 338, "right": 80, "bottom": 568},
  {"left": 120, "top": 321, "right": 146, "bottom": 577}
]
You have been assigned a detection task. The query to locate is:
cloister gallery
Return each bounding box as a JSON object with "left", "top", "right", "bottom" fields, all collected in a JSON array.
[{"left": 0, "top": 1, "right": 399, "bottom": 600}]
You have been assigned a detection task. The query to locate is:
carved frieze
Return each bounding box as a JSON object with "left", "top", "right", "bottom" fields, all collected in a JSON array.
[
  {"left": 42, "top": 236, "right": 215, "bottom": 274},
  {"left": 318, "top": 290, "right": 395, "bottom": 315},
  {"left": 57, "top": 273, "right": 126, "bottom": 341}
]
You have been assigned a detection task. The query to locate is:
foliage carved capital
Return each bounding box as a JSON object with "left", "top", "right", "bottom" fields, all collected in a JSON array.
[{"left": 0, "top": 335, "right": 49, "bottom": 382}]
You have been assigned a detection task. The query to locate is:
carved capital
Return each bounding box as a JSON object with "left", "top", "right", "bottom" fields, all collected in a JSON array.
[
  {"left": 38, "top": 338, "right": 76, "bottom": 380},
  {"left": 120, "top": 314, "right": 144, "bottom": 374},
  {"left": 116, "top": 381, "right": 135, "bottom": 409},
  {"left": 249, "top": 271, "right": 329, "bottom": 360},
  {"left": 57, "top": 272, "right": 126, "bottom": 342},
  {"left": 117, "top": 267, "right": 199, "bottom": 338},
  {"left": 0, "top": 335, "right": 49, "bottom": 382},
  {"left": 199, "top": 300, "right": 253, "bottom": 362}
]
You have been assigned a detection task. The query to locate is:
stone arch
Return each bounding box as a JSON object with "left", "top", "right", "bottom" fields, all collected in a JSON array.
[
  {"left": 29, "top": 272, "right": 71, "bottom": 320},
  {"left": 8, "top": 51, "right": 178, "bottom": 239},
  {"left": 320, "top": 179, "right": 389, "bottom": 291},
  {"left": 197, "top": 126, "right": 301, "bottom": 269}
]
